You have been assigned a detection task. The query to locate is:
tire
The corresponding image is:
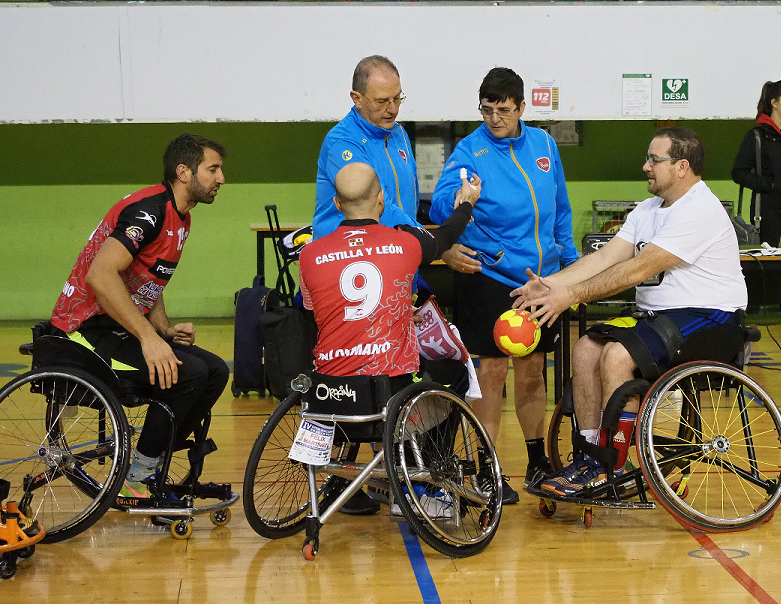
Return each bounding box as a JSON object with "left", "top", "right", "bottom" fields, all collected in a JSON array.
[
  {"left": 243, "top": 391, "right": 357, "bottom": 539},
  {"left": 384, "top": 384, "right": 501, "bottom": 558},
  {"left": 0, "top": 367, "right": 130, "bottom": 543},
  {"left": 637, "top": 362, "right": 781, "bottom": 532}
]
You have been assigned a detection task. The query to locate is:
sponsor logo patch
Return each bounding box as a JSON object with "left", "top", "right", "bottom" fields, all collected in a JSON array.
[
  {"left": 125, "top": 226, "right": 144, "bottom": 249},
  {"left": 150, "top": 258, "right": 178, "bottom": 281},
  {"left": 536, "top": 157, "right": 551, "bottom": 172},
  {"left": 342, "top": 150, "right": 353, "bottom": 161},
  {"left": 398, "top": 149, "right": 407, "bottom": 162},
  {"left": 348, "top": 238, "right": 364, "bottom": 247}
]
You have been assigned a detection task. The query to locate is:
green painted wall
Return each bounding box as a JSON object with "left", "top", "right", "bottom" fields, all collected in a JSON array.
[{"left": 0, "top": 119, "right": 755, "bottom": 320}]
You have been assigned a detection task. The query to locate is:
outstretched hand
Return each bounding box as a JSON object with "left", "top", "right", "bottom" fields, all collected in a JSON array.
[{"left": 510, "top": 268, "right": 574, "bottom": 327}]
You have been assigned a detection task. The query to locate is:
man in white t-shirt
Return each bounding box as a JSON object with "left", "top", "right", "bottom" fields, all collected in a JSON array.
[{"left": 513, "top": 126, "right": 747, "bottom": 496}]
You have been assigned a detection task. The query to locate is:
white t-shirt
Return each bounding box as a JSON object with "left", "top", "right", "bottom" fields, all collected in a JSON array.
[{"left": 615, "top": 180, "right": 747, "bottom": 312}]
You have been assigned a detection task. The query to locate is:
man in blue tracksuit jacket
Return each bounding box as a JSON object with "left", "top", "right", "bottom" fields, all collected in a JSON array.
[
  {"left": 429, "top": 67, "right": 578, "bottom": 504},
  {"left": 313, "top": 55, "right": 419, "bottom": 240},
  {"left": 311, "top": 55, "right": 420, "bottom": 516}
]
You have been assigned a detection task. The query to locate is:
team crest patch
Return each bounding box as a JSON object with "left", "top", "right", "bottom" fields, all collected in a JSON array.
[
  {"left": 342, "top": 150, "right": 353, "bottom": 161},
  {"left": 125, "top": 226, "right": 144, "bottom": 249},
  {"left": 398, "top": 149, "right": 407, "bottom": 162},
  {"left": 536, "top": 157, "right": 551, "bottom": 172},
  {"left": 348, "top": 238, "right": 364, "bottom": 247}
]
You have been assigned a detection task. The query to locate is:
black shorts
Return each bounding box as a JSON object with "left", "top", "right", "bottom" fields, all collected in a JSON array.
[{"left": 453, "top": 271, "right": 560, "bottom": 358}]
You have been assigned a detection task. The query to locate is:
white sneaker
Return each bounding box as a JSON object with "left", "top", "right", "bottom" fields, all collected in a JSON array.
[{"left": 390, "top": 485, "right": 456, "bottom": 519}]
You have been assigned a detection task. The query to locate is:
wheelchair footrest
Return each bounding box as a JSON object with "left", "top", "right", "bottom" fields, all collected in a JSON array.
[{"left": 526, "top": 485, "right": 655, "bottom": 510}]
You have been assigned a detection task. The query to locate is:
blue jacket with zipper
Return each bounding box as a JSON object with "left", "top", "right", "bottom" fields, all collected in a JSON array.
[
  {"left": 429, "top": 121, "right": 578, "bottom": 288},
  {"left": 313, "top": 107, "right": 420, "bottom": 239}
]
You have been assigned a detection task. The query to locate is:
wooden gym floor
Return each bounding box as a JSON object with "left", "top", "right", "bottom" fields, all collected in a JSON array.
[{"left": 2, "top": 318, "right": 781, "bottom": 603}]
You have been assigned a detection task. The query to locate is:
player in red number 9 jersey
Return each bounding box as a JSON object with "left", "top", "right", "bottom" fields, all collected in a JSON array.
[{"left": 300, "top": 162, "right": 481, "bottom": 380}]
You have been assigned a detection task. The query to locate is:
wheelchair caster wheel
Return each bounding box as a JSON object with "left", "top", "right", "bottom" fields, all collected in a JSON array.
[
  {"left": 17, "top": 545, "right": 35, "bottom": 560},
  {"left": 0, "top": 556, "right": 16, "bottom": 580},
  {"left": 671, "top": 480, "right": 689, "bottom": 499},
  {"left": 539, "top": 499, "right": 556, "bottom": 518},
  {"left": 210, "top": 508, "right": 231, "bottom": 527},
  {"left": 582, "top": 508, "right": 593, "bottom": 528},
  {"left": 171, "top": 519, "right": 193, "bottom": 540},
  {"left": 302, "top": 538, "right": 319, "bottom": 561},
  {"left": 230, "top": 381, "right": 242, "bottom": 398},
  {"left": 479, "top": 509, "right": 492, "bottom": 529}
]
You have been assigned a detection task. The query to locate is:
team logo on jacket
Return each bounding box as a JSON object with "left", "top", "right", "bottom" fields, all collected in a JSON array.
[
  {"left": 398, "top": 149, "right": 407, "bottom": 162},
  {"left": 537, "top": 157, "right": 551, "bottom": 172},
  {"left": 342, "top": 150, "right": 353, "bottom": 161},
  {"left": 348, "top": 238, "right": 364, "bottom": 247}
]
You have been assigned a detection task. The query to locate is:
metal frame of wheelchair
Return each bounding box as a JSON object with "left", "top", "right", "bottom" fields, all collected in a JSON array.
[
  {"left": 242, "top": 374, "right": 504, "bottom": 559},
  {"left": 530, "top": 321, "right": 781, "bottom": 531},
  {"left": 0, "top": 335, "right": 237, "bottom": 543}
]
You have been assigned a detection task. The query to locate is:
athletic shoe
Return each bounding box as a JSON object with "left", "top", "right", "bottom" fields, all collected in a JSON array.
[
  {"left": 542, "top": 456, "right": 607, "bottom": 497},
  {"left": 391, "top": 485, "right": 456, "bottom": 519},
  {"left": 540, "top": 452, "right": 589, "bottom": 494},
  {"left": 118, "top": 479, "right": 150, "bottom": 500},
  {"left": 476, "top": 448, "right": 519, "bottom": 505},
  {"left": 500, "top": 477, "right": 520, "bottom": 505},
  {"left": 525, "top": 456, "right": 555, "bottom": 486}
]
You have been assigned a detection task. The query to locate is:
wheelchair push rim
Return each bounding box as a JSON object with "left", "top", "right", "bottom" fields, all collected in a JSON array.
[{"left": 385, "top": 385, "right": 502, "bottom": 555}]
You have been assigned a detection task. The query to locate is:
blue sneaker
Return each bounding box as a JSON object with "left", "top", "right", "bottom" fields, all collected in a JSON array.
[
  {"left": 540, "top": 452, "right": 589, "bottom": 495},
  {"left": 542, "top": 455, "right": 607, "bottom": 497}
]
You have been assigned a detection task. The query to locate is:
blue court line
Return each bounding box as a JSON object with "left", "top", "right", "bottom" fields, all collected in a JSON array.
[{"left": 397, "top": 522, "right": 441, "bottom": 604}]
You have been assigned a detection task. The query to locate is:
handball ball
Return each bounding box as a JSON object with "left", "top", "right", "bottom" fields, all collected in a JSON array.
[{"left": 493, "top": 309, "right": 540, "bottom": 357}]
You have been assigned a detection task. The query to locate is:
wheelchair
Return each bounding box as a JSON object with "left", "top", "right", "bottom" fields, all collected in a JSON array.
[
  {"left": 530, "top": 320, "right": 781, "bottom": 531},
  {"left": 0, "top": 334, "right": 237, "bottom": 543},
  {"left": 242, "top": 372, "right": 503, "bottom": 559}
]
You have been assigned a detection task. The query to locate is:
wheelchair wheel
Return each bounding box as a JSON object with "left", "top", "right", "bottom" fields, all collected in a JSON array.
[
  {"left": 384, "top": 384, "right": 502, "bottom": 558},
  {"left": 243, "top": 391, "right": 358, "bottom": 539},
  {"left": 637, "top": 361, "right": 781, "bottom": 532},
  {"left": 0, "top": 367, "right": 130, "bottom": 543}
]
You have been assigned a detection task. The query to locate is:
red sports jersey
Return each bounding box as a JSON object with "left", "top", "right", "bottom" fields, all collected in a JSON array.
[
  {"left": 51, "top": 184, "right": 190, "bottom": 334},
  {"left": 300, "top": 222, "right": 422, "bottom": 377}
]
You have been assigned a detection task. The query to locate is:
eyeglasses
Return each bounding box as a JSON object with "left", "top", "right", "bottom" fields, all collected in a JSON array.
[
  {"left": 362, "top": 92, "right": 406, "bottom": 110},
  {"left": 478, "top": 105, "right": 518, "bottom": 119},
  {"left": 645, "top": 155, "right": 682, "bottom": 166}
]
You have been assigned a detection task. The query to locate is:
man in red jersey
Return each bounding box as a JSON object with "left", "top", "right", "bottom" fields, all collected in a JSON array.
[
  {"left": 50, "top": 134, "right": 230, "bottom": 499},
  {"left": 300, "top": 161, "right": 480, "bottom": 515}
]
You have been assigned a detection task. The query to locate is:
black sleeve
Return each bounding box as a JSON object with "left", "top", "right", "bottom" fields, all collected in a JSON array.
[
  {"left": 109, "top": 197, "right": 167, "bottom": 256},
  {"left": 732, "top": 129, "right": 774, "bottom": 193},
  {"left": 398, "top": 202, "right": 474, "bottom": 266}
]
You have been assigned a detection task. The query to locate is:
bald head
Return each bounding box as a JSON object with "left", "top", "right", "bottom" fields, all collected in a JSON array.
[{"left": 334, "top": 162, "right": 384, "bottom": 219}]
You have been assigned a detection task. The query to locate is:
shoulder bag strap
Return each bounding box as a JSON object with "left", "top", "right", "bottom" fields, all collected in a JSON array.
[{"left": 753, "top": 129, "right": 762, "bottom": 229}]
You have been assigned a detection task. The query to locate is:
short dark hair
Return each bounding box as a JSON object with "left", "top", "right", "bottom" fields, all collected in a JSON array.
[
  {"left": 479, "top": 67, "right": 524, "bottom": 108},
  {"left": 655, "top": 126, "right": 705, "bottom": 177},
  {"left": 756, "top": 80, "right": 781, "bottom": 119},
  {"left": 352, "top": 55, "right": 399, "bottom": 94},
  {"left": 163, "top": 134, "right": 227, "bottom": 184}
]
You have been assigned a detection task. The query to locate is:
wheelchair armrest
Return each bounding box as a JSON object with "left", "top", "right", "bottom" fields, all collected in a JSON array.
[
  {"left": 745, "top": 326, "right": 762, "bottom": 343},
  {"left": 19, "top": 343, "right": 33, "bottom": 356}
]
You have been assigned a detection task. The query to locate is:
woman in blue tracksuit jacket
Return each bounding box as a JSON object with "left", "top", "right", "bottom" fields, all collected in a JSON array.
[{"left": 429, "top": 67, "right": 578, "bottom": 504}]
